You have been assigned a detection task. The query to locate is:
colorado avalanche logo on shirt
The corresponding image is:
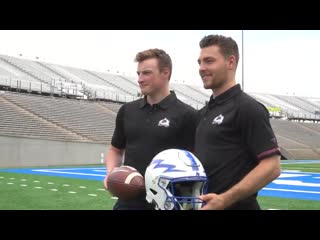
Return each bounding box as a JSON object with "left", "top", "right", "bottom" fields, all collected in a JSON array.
[
  {"left": 212, "top": 114, "right": 224, "bottom": 125},
  {"left": 158, "top": 118, "right": 170, "bottom": 127}
]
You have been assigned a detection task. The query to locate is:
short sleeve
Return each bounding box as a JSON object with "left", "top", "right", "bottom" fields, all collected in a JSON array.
[
  {"left": 238, "top": 100, "right": 281, "bottom": 161},
  {"left": 111, "top": 104, "right": 126, "bottom": 149}
]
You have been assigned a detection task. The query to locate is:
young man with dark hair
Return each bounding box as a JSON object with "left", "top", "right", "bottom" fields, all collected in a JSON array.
[{"left": 196, "top": 35, "right": 281, "bottom": 210}]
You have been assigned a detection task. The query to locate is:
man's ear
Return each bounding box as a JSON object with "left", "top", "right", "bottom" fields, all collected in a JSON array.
[
  {"left": 162, "top": 67, "right": 170, "bottom": 79},
  {"left": 227, "top": 55, "right": 236, "bottom": 70}
]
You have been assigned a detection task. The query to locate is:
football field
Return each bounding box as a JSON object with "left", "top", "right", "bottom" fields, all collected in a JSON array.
[{"left": 0, "top": 160, "right": 320, "bottom": 210}]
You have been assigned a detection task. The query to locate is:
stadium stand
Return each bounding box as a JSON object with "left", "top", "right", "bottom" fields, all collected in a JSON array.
[
  {"left": 0, "top": 95, "right": 89, "bottom": 142},
  {"left": 98, "top": 101, "right": 122, "bottom": 113},
  {"left": 270, "top": 119, "right": 320, "bottom": 159},
  {"left": 0, "top": 91, "right": 116, "bottom": 143},
  {"left": 0, "top": 53, "right": 320, "bottom": 163}
]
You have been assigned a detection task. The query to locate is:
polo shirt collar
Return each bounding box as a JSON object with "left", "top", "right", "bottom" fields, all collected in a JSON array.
[
  {"left": 139, "top": 91, "right": 177, "bottom": 109},
  {"left": 209, "top": 84, "right": 241, "bottom": 106}
]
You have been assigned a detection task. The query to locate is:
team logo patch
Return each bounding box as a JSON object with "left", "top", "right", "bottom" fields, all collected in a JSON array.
[
  {"left": 212, "top": 114, "right": 224, "bottom": 125},
  {"left": 158, "top": 118, "right": 170, "bottom": 127}
]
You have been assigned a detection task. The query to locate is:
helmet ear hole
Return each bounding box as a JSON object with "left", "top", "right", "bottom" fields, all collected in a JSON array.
[{"left": 150, "top": 188, "right": 157, "bottom": 195}]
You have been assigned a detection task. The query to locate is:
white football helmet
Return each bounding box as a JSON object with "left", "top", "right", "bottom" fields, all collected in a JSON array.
[{"left": 145, "top": 149, "right": 208, "bottom": 210}]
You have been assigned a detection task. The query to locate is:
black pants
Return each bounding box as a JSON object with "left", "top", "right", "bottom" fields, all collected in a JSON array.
[
  {"left": 225, "top": 197, "right": 261, "bottom": 210},
  {"left": 113, "top": 195, "right": 154, "bottom": 210}
]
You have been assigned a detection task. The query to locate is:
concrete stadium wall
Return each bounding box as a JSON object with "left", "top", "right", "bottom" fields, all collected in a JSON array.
[{"left": 0, "top": 135, "right": 109, "bottom": 168}]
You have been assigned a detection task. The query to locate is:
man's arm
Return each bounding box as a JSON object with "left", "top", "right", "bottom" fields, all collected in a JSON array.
[
  {"left": 200, "top": 154, "right": 280, "bottom": 210},
  {"left": 103, "top": 145, "right": 124, "bottom": 189},
  {"left": 103, "top": 104, "right": 126, "bottom": 189}
]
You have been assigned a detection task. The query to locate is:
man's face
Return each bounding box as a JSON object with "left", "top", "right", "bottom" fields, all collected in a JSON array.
[
  {"left": 198, "top": 45, "right": 229, "bottom": 90},
  {"left": 137, "top": 58, "right": 168, "bottom": 96}
]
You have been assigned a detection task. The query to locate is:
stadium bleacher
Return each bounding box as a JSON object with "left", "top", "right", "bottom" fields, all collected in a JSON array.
[{"left": 0, "top": 53, "right": 320, "bottom": 161}]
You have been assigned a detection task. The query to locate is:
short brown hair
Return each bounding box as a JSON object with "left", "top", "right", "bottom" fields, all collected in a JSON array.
[
  {"left": 134, "top": 48, "right": 172, "bottom": 80},
  {"left": 200, "top": 34, "right": 239, "bottom": 67}
]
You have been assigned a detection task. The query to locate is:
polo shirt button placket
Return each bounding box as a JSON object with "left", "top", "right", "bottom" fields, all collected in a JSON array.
[{"left": 147, "top": 110, "right": 152, "bottom": 123}]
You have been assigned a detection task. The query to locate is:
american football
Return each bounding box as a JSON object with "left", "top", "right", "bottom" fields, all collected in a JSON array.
[{"left": 107, "top": 166, "right": 145, "bottom": 201}]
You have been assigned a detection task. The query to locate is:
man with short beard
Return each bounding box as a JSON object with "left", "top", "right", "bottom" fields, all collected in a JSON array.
[{"left": 195, "top": 35, "right": 281, "bottom": 210}]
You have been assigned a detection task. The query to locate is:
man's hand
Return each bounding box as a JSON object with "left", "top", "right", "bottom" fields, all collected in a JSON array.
[
  {"left": 199, "top": 193, "right": 225, "bottom": 210},
  {"left": 103, "top": 176, "right": 108, "bottom": 190}
]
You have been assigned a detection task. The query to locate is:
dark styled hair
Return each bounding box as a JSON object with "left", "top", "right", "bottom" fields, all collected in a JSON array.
[{"left": 200, "top": 34, "right": 239, "bottom": 66}]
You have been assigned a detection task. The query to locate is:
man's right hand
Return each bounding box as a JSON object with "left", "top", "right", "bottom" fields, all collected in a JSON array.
[{"left": 198, "top": 193, "right": 225, "bottom": 210}]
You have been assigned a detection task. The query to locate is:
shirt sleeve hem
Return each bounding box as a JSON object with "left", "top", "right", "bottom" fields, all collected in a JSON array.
[{"left": 256, "top": 147, "right": 281, "bottom": 161}]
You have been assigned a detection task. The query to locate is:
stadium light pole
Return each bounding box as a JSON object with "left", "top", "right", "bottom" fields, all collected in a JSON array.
[{"left": 241, "top": 29, "right": 244, "bottom": 92}]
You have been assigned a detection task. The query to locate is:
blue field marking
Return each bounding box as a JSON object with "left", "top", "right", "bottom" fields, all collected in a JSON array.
[
  {"left": 259, "top": 171, "right": 320, "bottom": 201},
  {"left": 1, "top": 160, "right": 320, "bottom": 201},
  {"left": 0, "top": 167, "right": 107, "bottom": 181}
]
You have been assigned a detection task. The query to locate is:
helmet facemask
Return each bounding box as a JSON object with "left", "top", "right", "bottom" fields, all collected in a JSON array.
[{"left": 164, "top": 177, "right": 208, "bottom": 210}]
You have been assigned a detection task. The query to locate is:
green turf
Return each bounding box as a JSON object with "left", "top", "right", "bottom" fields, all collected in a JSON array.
[
  {"left": 258, "top": 196, "right": 320, "bottom": 210},
  {"left": 0, "top": 172, "right": 116, "bottom": 210},
  {"left": 0, "top": 161, "right": 319, "bottom": 210},
  {"left": 281, "top": 163, "right": 320, "bottom": 173}
]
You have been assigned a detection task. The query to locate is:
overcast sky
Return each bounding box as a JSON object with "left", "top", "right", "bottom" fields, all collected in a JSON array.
[{"left": 0, "top": 30, "right": 319, "bottom": 98}]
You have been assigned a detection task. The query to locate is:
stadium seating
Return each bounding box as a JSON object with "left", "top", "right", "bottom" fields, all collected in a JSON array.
[
  {"left": 0, "top": 91, "right": 116, "bottom": 143},
  {"left": 0, "top": 53, "right": 320, "bottom": 160}
]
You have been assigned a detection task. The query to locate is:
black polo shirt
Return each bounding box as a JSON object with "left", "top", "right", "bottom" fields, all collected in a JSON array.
[
  {"left": 111, "top": 91, "right": 198, "bottom": 176},
  {"left": 195, "top": 84, "right": 280, "bottom": 210}
]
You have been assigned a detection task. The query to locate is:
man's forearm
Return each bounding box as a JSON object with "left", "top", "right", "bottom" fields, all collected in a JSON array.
[
  {"left": 220, "top": 155, "right": 281, "bottom": 208},
  {"left": 106, "top": 146, "right": 124, "bottom": 175}
]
